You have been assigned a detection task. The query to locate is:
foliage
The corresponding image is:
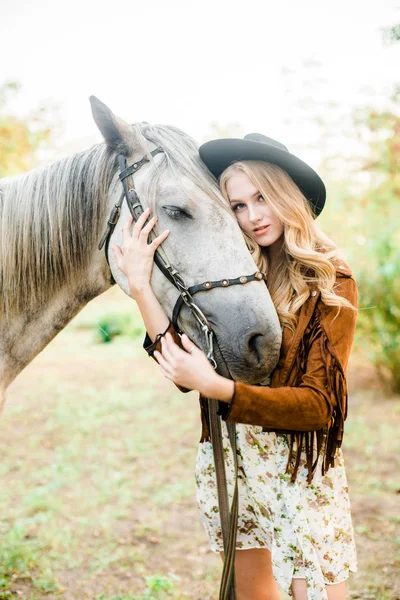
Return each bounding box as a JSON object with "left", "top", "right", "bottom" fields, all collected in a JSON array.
[
  {"left": 381, "top": 23, "right": 400, "bottom": 44},
  {"left": 143, "top": 575, "right": 173, "bottom": 599},
  {"left": 0, "top": 524, "right": 59, "bottom": 597},
  {"left": 348, "top": 89, "right": 400, "bottom": 392},
  {"left": 0, "top": 81, "right": 53, "bottom": 178},
  {"left": 94, "top": 575, "right": 174, "bottom": 600},
  {"left": 95, "top": 313, "right": 145, "bottom": 343},
  {"left": 356, "top": 229, "right": 400, "bottom": 392},
  {"left": 95, "top": 580, "right": 174, "bottom": 600}
]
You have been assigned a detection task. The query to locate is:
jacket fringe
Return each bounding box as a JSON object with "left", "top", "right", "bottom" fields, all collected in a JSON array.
[
  {"left": 199, "top": 311, "right": 349, "bottom": 485},
  {"left": 285, "top": 312, "right": 348, "bottom": 483}
]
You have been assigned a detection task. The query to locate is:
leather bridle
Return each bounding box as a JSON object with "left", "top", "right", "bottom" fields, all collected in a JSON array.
[{"left": 99, "top": 147, "right": 266, "bottom": 368}]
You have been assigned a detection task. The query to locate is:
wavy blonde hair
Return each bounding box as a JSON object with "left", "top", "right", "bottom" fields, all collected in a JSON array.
[{"left": 219, "top": 160, "right": 355, "bottom": 331}]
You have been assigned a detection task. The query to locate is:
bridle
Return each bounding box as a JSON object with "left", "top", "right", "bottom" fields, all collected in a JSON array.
[{"left": 99, "top": 147, "right": 266, "bottom": 368}]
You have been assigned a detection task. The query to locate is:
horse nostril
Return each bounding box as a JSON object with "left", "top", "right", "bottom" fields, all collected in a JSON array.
[{"left": 248, "top": 333, "right": 263, "bottom": 364}]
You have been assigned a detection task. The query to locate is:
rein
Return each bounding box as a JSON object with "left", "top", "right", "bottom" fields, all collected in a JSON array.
[{"left": 99, "top": 147, "right": 266, "bottom": 599}]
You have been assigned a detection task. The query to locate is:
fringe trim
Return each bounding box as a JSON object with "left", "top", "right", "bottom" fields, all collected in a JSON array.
[
  {"left": 199, "top": 313, "right": 348, "bottom": 485},
  {"left": 285, "top": 312, "right": 348, "bottom": 484}
]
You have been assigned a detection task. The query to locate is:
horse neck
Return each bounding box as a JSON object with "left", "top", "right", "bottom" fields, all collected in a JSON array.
[
  {"left": 0, "top": 153, "right": 121, "bottom": 396},
  {"left": 0, "top": 255, "right": 112, "bottom": 396}
]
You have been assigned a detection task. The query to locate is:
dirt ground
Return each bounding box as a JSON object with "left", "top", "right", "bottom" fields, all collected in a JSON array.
[{"left": 1, "top": 288, "right": 399, "bottom": 599}]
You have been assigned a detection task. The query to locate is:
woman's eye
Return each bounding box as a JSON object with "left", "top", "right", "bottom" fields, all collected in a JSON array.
[
  {"left": 258, "top": 195, "right": 265, "bottom": 202},
  {"left": 163, "top": 206, "right": 192, "bottom": 220},
  {"left": 232, "top": 203, "right": 246, "bottom": 212}
]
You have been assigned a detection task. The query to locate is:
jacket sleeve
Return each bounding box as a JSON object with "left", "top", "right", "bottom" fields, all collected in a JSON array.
[
  {"left": 143, "top": 323, "right": 191, "bottom": 394},
  {"left": 220, "top": 276, "right": 358, "bottom": 432},
  {"left": 143, "top": 321, "right": 178, "bottom": 357}
]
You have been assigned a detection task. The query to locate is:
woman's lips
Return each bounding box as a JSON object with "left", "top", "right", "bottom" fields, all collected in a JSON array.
[{"left": 253, "top": 225, "right": 270, "bottom": 236}]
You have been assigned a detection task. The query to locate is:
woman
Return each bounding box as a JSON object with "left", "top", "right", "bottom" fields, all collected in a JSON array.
[{"left": 113, "top": 134, "right": 358, "bottom": 600}]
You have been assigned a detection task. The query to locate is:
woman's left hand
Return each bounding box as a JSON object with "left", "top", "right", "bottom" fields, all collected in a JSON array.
[{"left": 154, "top": 332, "right": 222, "bottom": 397}]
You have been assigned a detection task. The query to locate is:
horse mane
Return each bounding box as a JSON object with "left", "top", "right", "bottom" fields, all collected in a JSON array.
[
  {"left": 0, "top": 144, "right": 119, "bottom": 319},
  {"left": 0, "top": 123, "right": 223, "bottom": 320}
]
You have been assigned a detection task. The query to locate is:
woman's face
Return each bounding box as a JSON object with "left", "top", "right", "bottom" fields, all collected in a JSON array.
[{"left": 225, "top": 171, "right": 284, "bottom": 247}]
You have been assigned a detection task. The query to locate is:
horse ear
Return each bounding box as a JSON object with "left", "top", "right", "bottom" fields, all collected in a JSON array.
[{"left": 89, "top": 96, "right": 135, "bottom": 157}]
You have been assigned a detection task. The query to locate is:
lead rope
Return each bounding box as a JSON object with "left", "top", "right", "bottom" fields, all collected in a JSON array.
[{"left": 209, "top": 400, "right": 239, "bottom": 600}]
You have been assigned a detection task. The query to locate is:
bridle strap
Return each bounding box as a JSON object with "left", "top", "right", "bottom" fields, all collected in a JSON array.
[
  {"left": 171, "top": 271, "right": 265, "bottom": 331},
  {"left": 98, "top": 149, "right": 163, "bottom": 254},
  {"left": 118, "top": 154, "right": 199, "bottom": 293},
  {"left": 98, "top": 190, "right": 125, "bottom": 253},
  {"left": 119, "top": 147, "right": 164, "bottom": 181}
]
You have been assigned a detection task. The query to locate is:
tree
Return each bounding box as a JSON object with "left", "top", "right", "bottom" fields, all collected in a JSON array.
[
  {"left": 347, "top": 87, "right": 400, "bottom": 393},
  {"left": 0, "top": 81, "right": 53, "bottom": 178},
  {"left": 382, "top": 23, "right": 400, "bottom": 44}
]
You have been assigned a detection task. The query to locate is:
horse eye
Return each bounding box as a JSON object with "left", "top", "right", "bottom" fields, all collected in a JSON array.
[{"left": 163, "top": 205, "right": 192, "bottom": 220}]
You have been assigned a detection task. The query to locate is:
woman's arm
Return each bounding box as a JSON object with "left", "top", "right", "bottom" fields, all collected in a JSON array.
[
  {"left": 154, "top": 332, "right": 235, "bottom": 400},
  {"left": 221, "top": 333, "right": 334, "bottom": 431},
  {"left": 156, "top": 328, "right": 333, "bottom": 431}
]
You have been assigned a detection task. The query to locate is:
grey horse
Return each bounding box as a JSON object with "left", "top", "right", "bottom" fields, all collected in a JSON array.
[{"left": 0, "top": 97, "right": 282, "bottom": 411}]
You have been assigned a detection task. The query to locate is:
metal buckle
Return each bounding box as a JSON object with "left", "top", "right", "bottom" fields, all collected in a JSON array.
[{"left": 108, "top": 205, "right": 121, "bottom": 225}]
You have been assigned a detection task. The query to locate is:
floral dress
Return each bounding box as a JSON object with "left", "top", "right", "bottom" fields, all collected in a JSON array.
[{"left": 194, "top": 419, "right": 358, "bottom": 599}]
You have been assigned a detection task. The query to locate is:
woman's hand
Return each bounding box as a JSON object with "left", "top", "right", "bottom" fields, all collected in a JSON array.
[
  {"left": 154, "top": 332, "right": 235, "bottom": 402},
  {"left": 112, "top": 208, "right": 170, "bottom": 298}
]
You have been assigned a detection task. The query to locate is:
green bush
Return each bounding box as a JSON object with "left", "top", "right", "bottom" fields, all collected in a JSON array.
[
  {"left": 326, "top": 91, "right": 400, "bottom": 394},
  {"left": 95, "top": 313, "right": 146, "bottom": 344},
  {"left": 355, "top": 224, "right": 400, "bottom": 393}
]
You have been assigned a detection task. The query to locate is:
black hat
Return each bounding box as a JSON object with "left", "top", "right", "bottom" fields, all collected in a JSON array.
[{"left": 199, "top": 133, "right": 326, "bottom": 217}]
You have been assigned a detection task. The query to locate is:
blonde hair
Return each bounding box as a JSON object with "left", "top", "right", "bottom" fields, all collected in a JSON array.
[{"left": 219, "top": 160, "right": 355, "bottom": 331}]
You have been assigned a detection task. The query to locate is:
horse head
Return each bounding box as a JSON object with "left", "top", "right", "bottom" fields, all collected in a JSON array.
[{"left": 91, "top": 97, "right": 282, "bottom": 384}]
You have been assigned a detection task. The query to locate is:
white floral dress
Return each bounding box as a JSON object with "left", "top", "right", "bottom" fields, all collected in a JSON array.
[{"left": 195, "top": 419, "right": 357, "bottom": 599}]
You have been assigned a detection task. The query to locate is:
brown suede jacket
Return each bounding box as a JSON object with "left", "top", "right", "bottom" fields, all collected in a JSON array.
[{"left": 144, "top": 259, "right": 358, "bottom": 483}]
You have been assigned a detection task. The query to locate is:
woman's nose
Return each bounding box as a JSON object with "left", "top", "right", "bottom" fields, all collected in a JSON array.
[{"left": 248, "top": 205, "right": 263, "bottom": 223}]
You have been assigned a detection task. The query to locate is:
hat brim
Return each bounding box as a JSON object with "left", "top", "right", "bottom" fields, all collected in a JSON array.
[{"left": 199, "top": 138, "right": 326, "bottom": 217}]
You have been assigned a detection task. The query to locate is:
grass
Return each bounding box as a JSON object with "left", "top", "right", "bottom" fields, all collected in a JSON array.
[
  {"left": 0, "top": 286, "right": 399, "bottom": 599},
  {"left": 0, "top": 524, "right": 60, "bottom": 598}
]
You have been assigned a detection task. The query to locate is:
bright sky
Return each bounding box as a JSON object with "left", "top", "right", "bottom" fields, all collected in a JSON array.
[{"left": 1, "top": 0, "right": 400, "bottom": 167}]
